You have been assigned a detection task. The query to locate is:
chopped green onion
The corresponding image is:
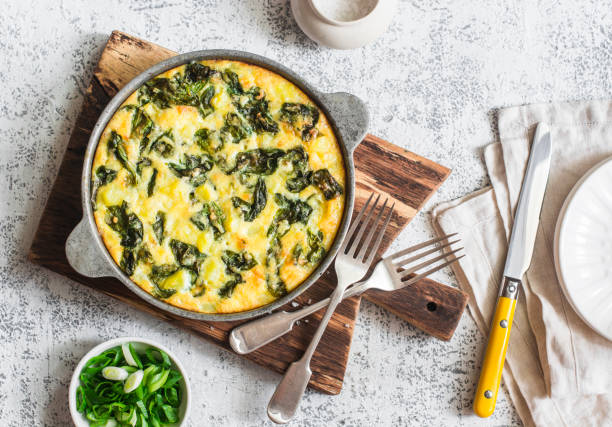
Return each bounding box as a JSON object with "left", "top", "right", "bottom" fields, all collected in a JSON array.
[
  {"left": 102, "top": 367, "right": 128, "bottom": 381},
  {"left": 124, "top": 369, "right": 144, "bottom": 393},
  {"left": 76, "top": 343, "right": 183, "bottom": 426}
]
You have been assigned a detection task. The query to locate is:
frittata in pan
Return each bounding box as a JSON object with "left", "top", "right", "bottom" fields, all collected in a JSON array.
[{"left": 91, "top": 60, "right": 345, "bottom": 313}]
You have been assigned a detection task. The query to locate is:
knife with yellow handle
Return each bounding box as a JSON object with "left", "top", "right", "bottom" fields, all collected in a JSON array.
[{"left": 474, "top": 122, "right": 552, "bottom": 418}]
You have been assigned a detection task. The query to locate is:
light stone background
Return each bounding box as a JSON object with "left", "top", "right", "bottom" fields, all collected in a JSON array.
[{"left": 1, "top": 0, "right": 610, "bottom": 425}]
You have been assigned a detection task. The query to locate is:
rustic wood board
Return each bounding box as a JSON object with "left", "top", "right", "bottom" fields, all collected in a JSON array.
[{"left": 29, "top": 31, "right": 464, "bottom": 395}]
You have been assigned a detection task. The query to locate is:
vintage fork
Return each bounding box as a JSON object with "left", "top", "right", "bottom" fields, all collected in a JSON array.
[
  {"left": 229, "top": 234, "right": 463, "bottom": 355},
  {"left": 267, "top": 192, "right": 393, "bottom": 424}
]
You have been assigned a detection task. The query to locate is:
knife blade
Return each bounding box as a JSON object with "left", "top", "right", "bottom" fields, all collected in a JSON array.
[{"left": 473, "top": 122, "right": 552, "bottom": 418}]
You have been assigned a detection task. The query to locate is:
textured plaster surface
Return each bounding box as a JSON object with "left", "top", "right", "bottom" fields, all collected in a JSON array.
[{"left": 1, "top": 0, "right": 611, "bottom": 426}]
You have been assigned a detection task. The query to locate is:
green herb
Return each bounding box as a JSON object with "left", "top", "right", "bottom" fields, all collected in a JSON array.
[
  {"left": 152, "top": 211, "right": 165, "bottom": 244},
  {"left": 169, "top": 239, "right": 206, "bottom": 271},
  {"left": 190, "top": 201, "right": 226, "bottom": 239},
  {"left": 107, "top": 131, "right": 137, "bottom": 183},
  {"left": 312, "top": 169, "right": 343, "bottom": 200},
  {"left": 232, "top": 177, "right": 267, "bottom": 221},
  {"left": 168, "top": 154, "right": 213, "bottom": 187},
  {"left": 75, "top": 343, "right": 183, "bottom": 426},
  {"left": 95, "top": 166, "right": 118, "bottom": 186},
  {"left": 147, "top": 168, "right": 158, "bottom": 197},
  {"left": 279, "top": 102, "right": 320, "bottom": 141}
]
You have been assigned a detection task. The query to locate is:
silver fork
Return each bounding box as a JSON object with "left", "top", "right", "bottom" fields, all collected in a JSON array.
[
  {"left": 229, "top": 234, "right": 463, "bottom": 355},
  {"left": 267, "top": 193, "right": 393, "bottom": 424}
]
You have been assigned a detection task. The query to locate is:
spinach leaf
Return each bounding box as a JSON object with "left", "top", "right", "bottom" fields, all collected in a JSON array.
[
  {"left": 122, "top": 104, "right": 153, "bottom": 138},
  {"left": 286, "top": 170, "right": 312, "bottom": 193},
  {"left": 193, "top": 128, "right": 218, "bottom": 152},
  {"left": 153, "top": 211, "right": 165, "bottom": 244},
  {"left": 95, "top": 166, "right": 117, "bottom": 185},
  {"left": 184, "top": 62, "right": 213, "bottom": 83},
  {"left": 232, "top": 177, "right": 267, "bottom": 221},
  {"left": 279, "top": 103, "right": 320, "bottom": 141},
  {"left": 266, "top": 277, "right": 287, "bottom": 298},
  {"left": 232, "top": 148, "right": 286, "bottom": 175},
  {"left": 137, "top": 245, "right": 153, "bottom": 264},
  {"left": 221, "top": 250, "right": 257, "bottom": 274},
  {"left": 147, "top": 168, "right": 158, "bottom": 197},
  {"left": 306, "top": 229, "right": 326, "bottom": 263},
  {"left": 120, "top": 249, "right": 136, "bottom": 276},
  {"left": 149, "top": 130, "right": 174, "bottom": 158},
  {"left": 312, "top": 169, "right": 343, "bottom": 200},
  {"left": 218, "top": 275, "right": 243, "bottom": 299},
  {"left": 136, "top": 158, "right": 152, "bottom": 175},
  {"left": 282, "top": 147, "right": 311, "bottom": 193},
  {"left": 138, "top": 67, "right": 215, "bottom": 119},
  {"left": 221, "top": 112, "right": 250, "bottom": 144},
  {"left": 222, "top": 70, "right": 244, "bottom": 95},
  {"left": 198, "top": 86, "right": 215, "bottom": 118},
  {"left": 138, "top": 78, "right": 174, "bottom": 109},
  {"left": 265, "top": 238, "right": 288, "bottom": 298},
  {"left": 168, "top": 154, "right": 214, "bottom": 186},
  {"left": 106, "top": 131, "right": 137, "bottom": 183},
  {"left": 233, "top": 87, "right": 279, "bottom": 135},
  {"left": 190, "top": 201, "right": 226, "bottom": 238},
  {"left": 105, "top": 201, "right": 143, "bottom": 249},
  {"left": 149, "top": 264, "right": 179, "bottom": 298},
  {"left": 169, "top": 239, "right": 206, "bottom": 271}
]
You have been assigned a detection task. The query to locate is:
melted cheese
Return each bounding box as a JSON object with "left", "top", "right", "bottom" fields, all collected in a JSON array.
[{"left": 92, "top": 60, "right": 345, "bottom": 314}]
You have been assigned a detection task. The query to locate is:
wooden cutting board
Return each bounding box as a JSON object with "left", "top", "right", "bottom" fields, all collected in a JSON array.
[{"left": 28, "top": 31, "right": 467, "bottom": 395}]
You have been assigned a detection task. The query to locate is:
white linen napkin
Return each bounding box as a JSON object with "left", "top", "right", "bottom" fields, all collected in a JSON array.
[{"left": 433, "top": 100, "right": 612, "bottom": 426}]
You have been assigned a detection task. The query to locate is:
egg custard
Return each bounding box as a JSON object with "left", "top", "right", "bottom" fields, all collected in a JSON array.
[{"left": 91, "top": 60, "right": 345, "bottom": 314}]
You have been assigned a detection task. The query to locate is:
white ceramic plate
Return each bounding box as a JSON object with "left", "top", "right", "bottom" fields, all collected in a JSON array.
[
  {"left": 554, "top": 157, "right": 612, "bottom": 342},
  {"left": 69, "top": 337, "right": 191, "bottom": 426}
]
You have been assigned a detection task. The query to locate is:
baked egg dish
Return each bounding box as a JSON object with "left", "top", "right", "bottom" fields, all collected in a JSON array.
[{"left": 91, "top": 60, "right": 345, "bottom": 313}]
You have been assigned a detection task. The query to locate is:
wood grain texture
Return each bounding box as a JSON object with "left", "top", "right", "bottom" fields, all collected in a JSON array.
[{"left": 29, "top": 30, "right": 465, "bottom": 395}]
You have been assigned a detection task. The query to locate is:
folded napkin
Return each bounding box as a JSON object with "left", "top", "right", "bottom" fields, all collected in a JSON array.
[{"left": 434, "top": 100, "right": 612, "bottom": 426}]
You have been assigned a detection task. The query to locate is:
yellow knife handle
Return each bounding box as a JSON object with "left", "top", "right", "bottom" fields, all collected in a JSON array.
[{"left": 474, "top": 278, "right": 519, "bottom": 418}]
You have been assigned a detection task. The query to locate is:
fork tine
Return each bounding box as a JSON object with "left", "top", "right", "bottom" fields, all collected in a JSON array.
[
  {"left": 398, "top": 247, "right": 463, "bottom": 279},
  {"left": 346, "top": 194, "right": 380, "bottom": 257},
  {"left": 356, "top": 198, "right": 388, "bottom": 262},
  {"left": 364, "top": 201, "right": 395, "bottom": 265},
  {"left": 401, "top": 255, "right": 465, "bottom": 286},
  {"left": 388, "top": 233, "right": 458, "bottom": 261},
  {"left": 341, "top": 192, "right": 375, "bottom": 252},
  {"left": 393, "top": 240, "right": 460, "bottom": 267}
]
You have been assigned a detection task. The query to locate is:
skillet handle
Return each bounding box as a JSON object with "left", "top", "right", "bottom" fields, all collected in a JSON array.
[
  {"left": 65, "top": 218, "right": 116, "bottom": 278},
  {"left": 318, "top": 92, "right": 369, "bottom": 154}
]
